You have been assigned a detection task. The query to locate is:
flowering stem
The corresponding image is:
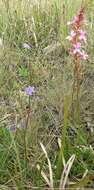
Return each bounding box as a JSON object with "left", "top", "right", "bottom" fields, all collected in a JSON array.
[
  {"left": 28, "top": 57, "right": 32, "bottom": 83},
  {"left": 71, "top": 63, "right": 76, "bottom": 119},
  {"left": 76, "top": 61, "right": 80, "bottom": 127},
  {"left": 24, "top": 96, "right": 31, "bottom": 171},
  {"left": 66, "top": 6, "right": 88, "bottom": 139},
  {"left": 71, "top": 58, "right": 81, "bottom": 133}
]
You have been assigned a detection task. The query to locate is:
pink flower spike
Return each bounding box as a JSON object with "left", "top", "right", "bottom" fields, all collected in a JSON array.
[{"left": 80, "top": 50, "right": 88, "bottom": 60}]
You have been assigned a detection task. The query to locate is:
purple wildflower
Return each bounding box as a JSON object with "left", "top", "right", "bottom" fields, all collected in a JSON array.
[{"left": 25, "top": 86, "right": 34, "bottom": 96}]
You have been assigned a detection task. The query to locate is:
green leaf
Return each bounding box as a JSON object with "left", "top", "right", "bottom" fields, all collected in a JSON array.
[{"left": 18, "top": 66, "right": 28, "bottom": 77}]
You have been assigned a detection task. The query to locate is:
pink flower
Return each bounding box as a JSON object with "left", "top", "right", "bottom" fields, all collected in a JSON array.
[
  {"left": 78, "top": 29, "right": 86, "bottom": 42},
  {"left": 80, "top": 50, "right": 88, "bottom": 60},
  {"left": 66, "top": 8, "right": 88, "bottom": 60},
  {"left": 67, "top": 16, "right": 78, "bottom": 25},
  {"left": 72, "top": 16, "right": 79, "bottom": 24},
  {"left": 73, "top": 42, "right": 81, "bottom": 54},
  {"left": 66, "top": 30, "right": 76, "bottom": 41}
]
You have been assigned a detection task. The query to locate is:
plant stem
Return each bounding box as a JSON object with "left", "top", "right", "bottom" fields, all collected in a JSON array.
[{"left": 24, "top": 96, "right": 31, "bottom": 178}]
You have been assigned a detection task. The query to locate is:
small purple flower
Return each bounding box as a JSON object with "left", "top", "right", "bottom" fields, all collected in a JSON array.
[
  {"left": 22, "top": 43, "right": 31, "bottom": 49},
  {"left": 25, "top": 86, "right": 34, "bottom": 96}
]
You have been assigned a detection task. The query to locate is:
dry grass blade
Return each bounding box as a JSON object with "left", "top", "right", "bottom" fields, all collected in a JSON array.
[
  {"left": 37, "top": 164, "right": 51, "bottom": 187},
  {"left": 31, "top": 16, "right": 38, "bottom": 48},
  {"left": 0, "top": 186, "right": 10, "bottom": 190},
  {"left": 59, "top": 154, "right": 75, "bottom": 190},
  {"left": 58, "top": 138, "right": 66, "bottom": 167},
  {"left": 40, "top": 142, "right": 54, "bottom": 189}
]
